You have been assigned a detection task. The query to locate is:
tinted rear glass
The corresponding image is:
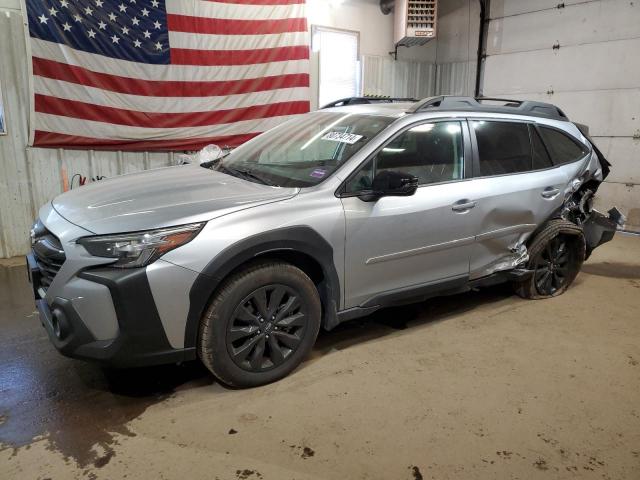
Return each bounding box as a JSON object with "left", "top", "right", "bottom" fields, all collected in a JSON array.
[
  {"left": 473, "top": 121, "right": 532, "bottom": 176},
  {"left": 538, "top": 126, "right": 588, "bottom": 165},
  {"left": 530, "top": 125, "right": 553, "bottom": 170}
]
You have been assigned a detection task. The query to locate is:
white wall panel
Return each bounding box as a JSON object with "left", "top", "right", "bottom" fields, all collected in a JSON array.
[
  {"left": 484, "top": 37, "right": 640, "bottom": 95},
  {"left": 479, "top": 90, "right": 640, "bottom": 138},
  {"left": 489, "top": 0, "right": 594, "bottom": 19},
  {"left": 484, "top": 0, "right": 640, "bottom": 230},
  {"left": 589, "top": 137, "right": 640, "bottom": 185},
  {"left": 594, "top": 182, "right": 640, "bottom": 228},
  {"left": 488, "top": 0, "right": 640, "bottom": 56}
]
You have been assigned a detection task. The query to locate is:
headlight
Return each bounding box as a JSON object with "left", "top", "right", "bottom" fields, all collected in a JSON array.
[{"left": 77, "top": 223, "right": 204, "bottom": 268}]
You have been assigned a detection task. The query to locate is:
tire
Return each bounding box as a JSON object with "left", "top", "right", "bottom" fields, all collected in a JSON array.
[
  {"left": 198, "top": 261, "right": 321, "bottom": 388},
  {"left": 514, "top": 219, "right": 586, "bottom": 299}
]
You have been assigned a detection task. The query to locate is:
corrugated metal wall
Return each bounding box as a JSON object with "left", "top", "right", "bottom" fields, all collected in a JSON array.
[
  {"left": 0, "top": 10, "right": 175, "bottom": 258},
  {"left": 361, "top": 56, "right": 475, "bottom": 99},
  {"left": 435, "top": 60, "right": 476, "bottom": 97},
  {"left": 362, "top": 55, "right": 437, "bottom": 98},
  {"left": 0, "top": 10, "right": 35, "bottom": 259}
]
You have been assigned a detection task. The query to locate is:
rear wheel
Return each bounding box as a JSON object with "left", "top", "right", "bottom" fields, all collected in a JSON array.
[
  {"left": 198, "top": 261, "right": 321, "bottom": 388},
  {"left": 515, "top": 219, "right": 585, "bottom": 299}
]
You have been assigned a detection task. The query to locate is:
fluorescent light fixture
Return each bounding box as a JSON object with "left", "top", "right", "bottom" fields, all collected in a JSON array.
[{"left": 383, "top": 148, "right": 405, "bottom": 153}]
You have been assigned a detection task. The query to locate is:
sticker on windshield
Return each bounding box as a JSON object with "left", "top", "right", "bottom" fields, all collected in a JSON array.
[
  {"left": 310, "top": 168, "right": 327, "bottom": 179},
  {"left": 321, "top": 132, "right": 363, "bottom": 145}
]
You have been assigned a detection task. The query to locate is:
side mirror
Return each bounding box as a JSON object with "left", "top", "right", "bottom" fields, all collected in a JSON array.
[{"left": 358, "top": 170, "right": 419, "bottom": 202}]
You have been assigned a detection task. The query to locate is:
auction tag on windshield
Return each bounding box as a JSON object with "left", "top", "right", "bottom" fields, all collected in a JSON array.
[{"left": 321, "top": 132, "right": 363, "bottom": 144}]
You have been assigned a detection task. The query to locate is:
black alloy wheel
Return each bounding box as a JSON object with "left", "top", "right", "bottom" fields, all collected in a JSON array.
[
  {"left": 513, "top": 219, "right": 585, "bottom": 300},
  {"left": 227, "top": 284, "right": 307, "bottom": 372},
  {"left": 534, "top": 236, "right": 571, "bottom": 295}
]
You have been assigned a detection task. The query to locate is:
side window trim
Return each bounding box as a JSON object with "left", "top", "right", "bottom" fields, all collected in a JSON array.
[
  {"left": 534, "top": 123, "right": 591, "bottom": 166},
  {"left": 528, "top": 123, "right": 554, "bottom": 170},
  {"left": 337, "top": 117, "right": 473, "bottom": 197},
  {"left": 469, "top": 117, "right": 564, "bottom": 179}
]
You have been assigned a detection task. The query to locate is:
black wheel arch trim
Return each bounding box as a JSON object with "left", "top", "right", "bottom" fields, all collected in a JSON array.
[{"left": 184, "top": 226, "right": 341, "bottom": 349}]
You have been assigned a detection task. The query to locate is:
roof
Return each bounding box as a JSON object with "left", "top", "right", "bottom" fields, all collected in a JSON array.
[{"left": 322, "top": 96, "right": 569, "bottom": 122}]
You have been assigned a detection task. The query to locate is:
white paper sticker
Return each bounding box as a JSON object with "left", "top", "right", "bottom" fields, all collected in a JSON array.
[{"left": 321, "top": 132, "right": 363, "bottom": 145}]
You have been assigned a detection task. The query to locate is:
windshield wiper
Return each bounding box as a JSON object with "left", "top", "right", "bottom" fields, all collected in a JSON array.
[
  {"left": 226, "top": 167, "right": 279, "bottom": 187},
  {"left": 200, "top": 153, "right": 229, "bottom": 169}
]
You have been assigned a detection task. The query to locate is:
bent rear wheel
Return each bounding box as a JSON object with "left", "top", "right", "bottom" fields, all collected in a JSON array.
[
  {"left": 515, "top": 219, "right": 585, "bottom": 299},
  {"left": 198, "top": 261, "right": 321, "bottom": 388}
]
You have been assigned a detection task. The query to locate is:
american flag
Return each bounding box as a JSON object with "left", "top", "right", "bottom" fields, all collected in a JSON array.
[{"left": 26, "top": 0, "right": 310, "bottom": 150}]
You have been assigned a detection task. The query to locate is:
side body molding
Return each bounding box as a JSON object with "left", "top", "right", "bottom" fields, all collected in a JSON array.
[{"left": 183, "top": 226, "right": 341, "bottom": 349}]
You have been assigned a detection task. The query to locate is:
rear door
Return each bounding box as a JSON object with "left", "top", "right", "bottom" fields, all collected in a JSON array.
[{"left": 468, "top": 120, "right": 570, "bottom": 278}]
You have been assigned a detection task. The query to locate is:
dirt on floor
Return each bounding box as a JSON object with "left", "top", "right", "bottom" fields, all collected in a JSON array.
[{"left": 1, "top": 235, "right": 639, "bottom": 480}]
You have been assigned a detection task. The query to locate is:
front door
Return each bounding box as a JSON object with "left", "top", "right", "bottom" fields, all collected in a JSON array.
[{"left": 340, "top": 120, "right": 478, "bottom": 309}]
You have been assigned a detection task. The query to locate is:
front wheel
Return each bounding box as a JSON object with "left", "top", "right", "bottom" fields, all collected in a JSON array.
[
  {"left": 514, "top": 219, "right": 586, "bottom": 299},
  {"left": 198, "top": 261, "right": 321, "bottom": 388}
]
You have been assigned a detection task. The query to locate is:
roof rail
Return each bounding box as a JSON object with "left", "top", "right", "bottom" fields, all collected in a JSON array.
[
  {"left": 321, "top": 96, "right": 418, "bottom": 109},
  {"left": 406, "top": 96, "right": 569, "bottom": 121}
]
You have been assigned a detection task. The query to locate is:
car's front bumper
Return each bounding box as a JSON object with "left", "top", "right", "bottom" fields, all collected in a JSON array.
[{"left": 28, "top": 251, "right": 196, "bottom": 367}]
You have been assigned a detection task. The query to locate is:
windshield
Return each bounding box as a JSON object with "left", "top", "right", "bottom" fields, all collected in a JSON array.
[{"left": 215, "top": 111, "right": 396, "bottom": 187}]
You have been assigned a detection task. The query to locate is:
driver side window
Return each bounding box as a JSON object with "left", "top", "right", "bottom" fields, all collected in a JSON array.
[{"left": 345, "top": 121, "right": 465, "bottom": 193}]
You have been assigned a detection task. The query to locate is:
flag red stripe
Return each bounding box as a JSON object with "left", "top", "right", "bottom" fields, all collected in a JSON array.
[
  {"left": 170, "top": 45, "right": 309, "bottom": 66},
  {"left": 32, "top": 57, "right": 310, "bottom": 97},
  {"left": 166, "top": 14, "right": 307, "bottom": 35},
  {"left": 34, "top": 130, "right": 261, "bottom": 150},
  {"left": 35, "top": 94, "right": 310, "bottom": 128},
  {"left": 204, "top": 0, "right": 304, "bottom": 4}
]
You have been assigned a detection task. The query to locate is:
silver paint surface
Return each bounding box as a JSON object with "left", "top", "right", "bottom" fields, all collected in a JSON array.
[{"left": 35, "top": 102, "right": 606, "bottom": 350}]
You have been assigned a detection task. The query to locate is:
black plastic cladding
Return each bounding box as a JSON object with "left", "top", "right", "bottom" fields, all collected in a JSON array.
[
  {"left": 407, "top": 96, "right": 569, "bottom": 122},
  {"left": 184, "top": 226, "right": 341, "bottom": 348},
  {"left": 78, "top": 268, "right": 193, "bottom": 365}
]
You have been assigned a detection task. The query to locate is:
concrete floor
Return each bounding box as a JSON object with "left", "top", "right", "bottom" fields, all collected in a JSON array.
[{"left": 1, "top": 236, "right": 639, "bottom": 480}]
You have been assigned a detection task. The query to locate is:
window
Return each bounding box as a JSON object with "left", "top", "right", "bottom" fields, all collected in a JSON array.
[
  {"left": 538, "top": 126, "right": 589, "bottom": 165},
  {"left": 345, "top": 121, "right": 464, "bottom": 192},
  {"left": 473, "top": 121, "right": 532, "bottom": 176},
  {"left": 220, "top": 112, "right": 394, "bottom": 188},
  {"left": 312, "top": 27, "right": 360, "bottom": 108},
  {"left": 530, "top": 125, "right": 553, "bottom": 170}
]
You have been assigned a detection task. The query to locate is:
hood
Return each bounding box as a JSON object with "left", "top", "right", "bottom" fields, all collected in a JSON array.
[{"left": 52, "top": 165, "right": 298, "bottom": 234}]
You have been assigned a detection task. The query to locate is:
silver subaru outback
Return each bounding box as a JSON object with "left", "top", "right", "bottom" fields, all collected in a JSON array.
[{"left": 27, "top": 96, "right": 623, "bottom": 387}]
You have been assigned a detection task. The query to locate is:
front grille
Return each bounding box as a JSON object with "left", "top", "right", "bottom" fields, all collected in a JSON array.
[{"left": 31, "top": 225, "right": 66, "bottom": 290}]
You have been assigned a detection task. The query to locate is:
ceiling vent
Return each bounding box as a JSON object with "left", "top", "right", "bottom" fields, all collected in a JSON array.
[{"left": 394, "top": 0, "right": 437, "bottom": 47}]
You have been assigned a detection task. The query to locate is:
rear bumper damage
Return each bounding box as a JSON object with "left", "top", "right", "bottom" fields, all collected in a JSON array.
[{"left": 582, "top": 207, "right": 625, "bottom": 252}]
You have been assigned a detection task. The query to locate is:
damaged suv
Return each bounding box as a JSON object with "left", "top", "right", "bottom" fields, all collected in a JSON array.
[{"left": 28, "top": 96, "right": 623, "bottom": 387}]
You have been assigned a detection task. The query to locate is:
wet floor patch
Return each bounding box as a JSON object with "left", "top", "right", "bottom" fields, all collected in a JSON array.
[{"left": 0, "top": 263, "right": 213, "bottom": 468}]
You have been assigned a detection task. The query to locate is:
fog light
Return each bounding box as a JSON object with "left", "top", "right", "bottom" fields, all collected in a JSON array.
[{"left": 51, "top": 309, "right": 69, "bottom": 339}]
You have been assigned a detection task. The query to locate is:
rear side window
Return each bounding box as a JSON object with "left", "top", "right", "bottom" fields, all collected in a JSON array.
[
  {"left": 472, "top": 121, "right": 532, "bottom": 176},
  {"left": 538, "top": 126, "right": 589, "bottom": 165},
  {"left": 530, "top": 125, "right": 553, "bottom": 170}
]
